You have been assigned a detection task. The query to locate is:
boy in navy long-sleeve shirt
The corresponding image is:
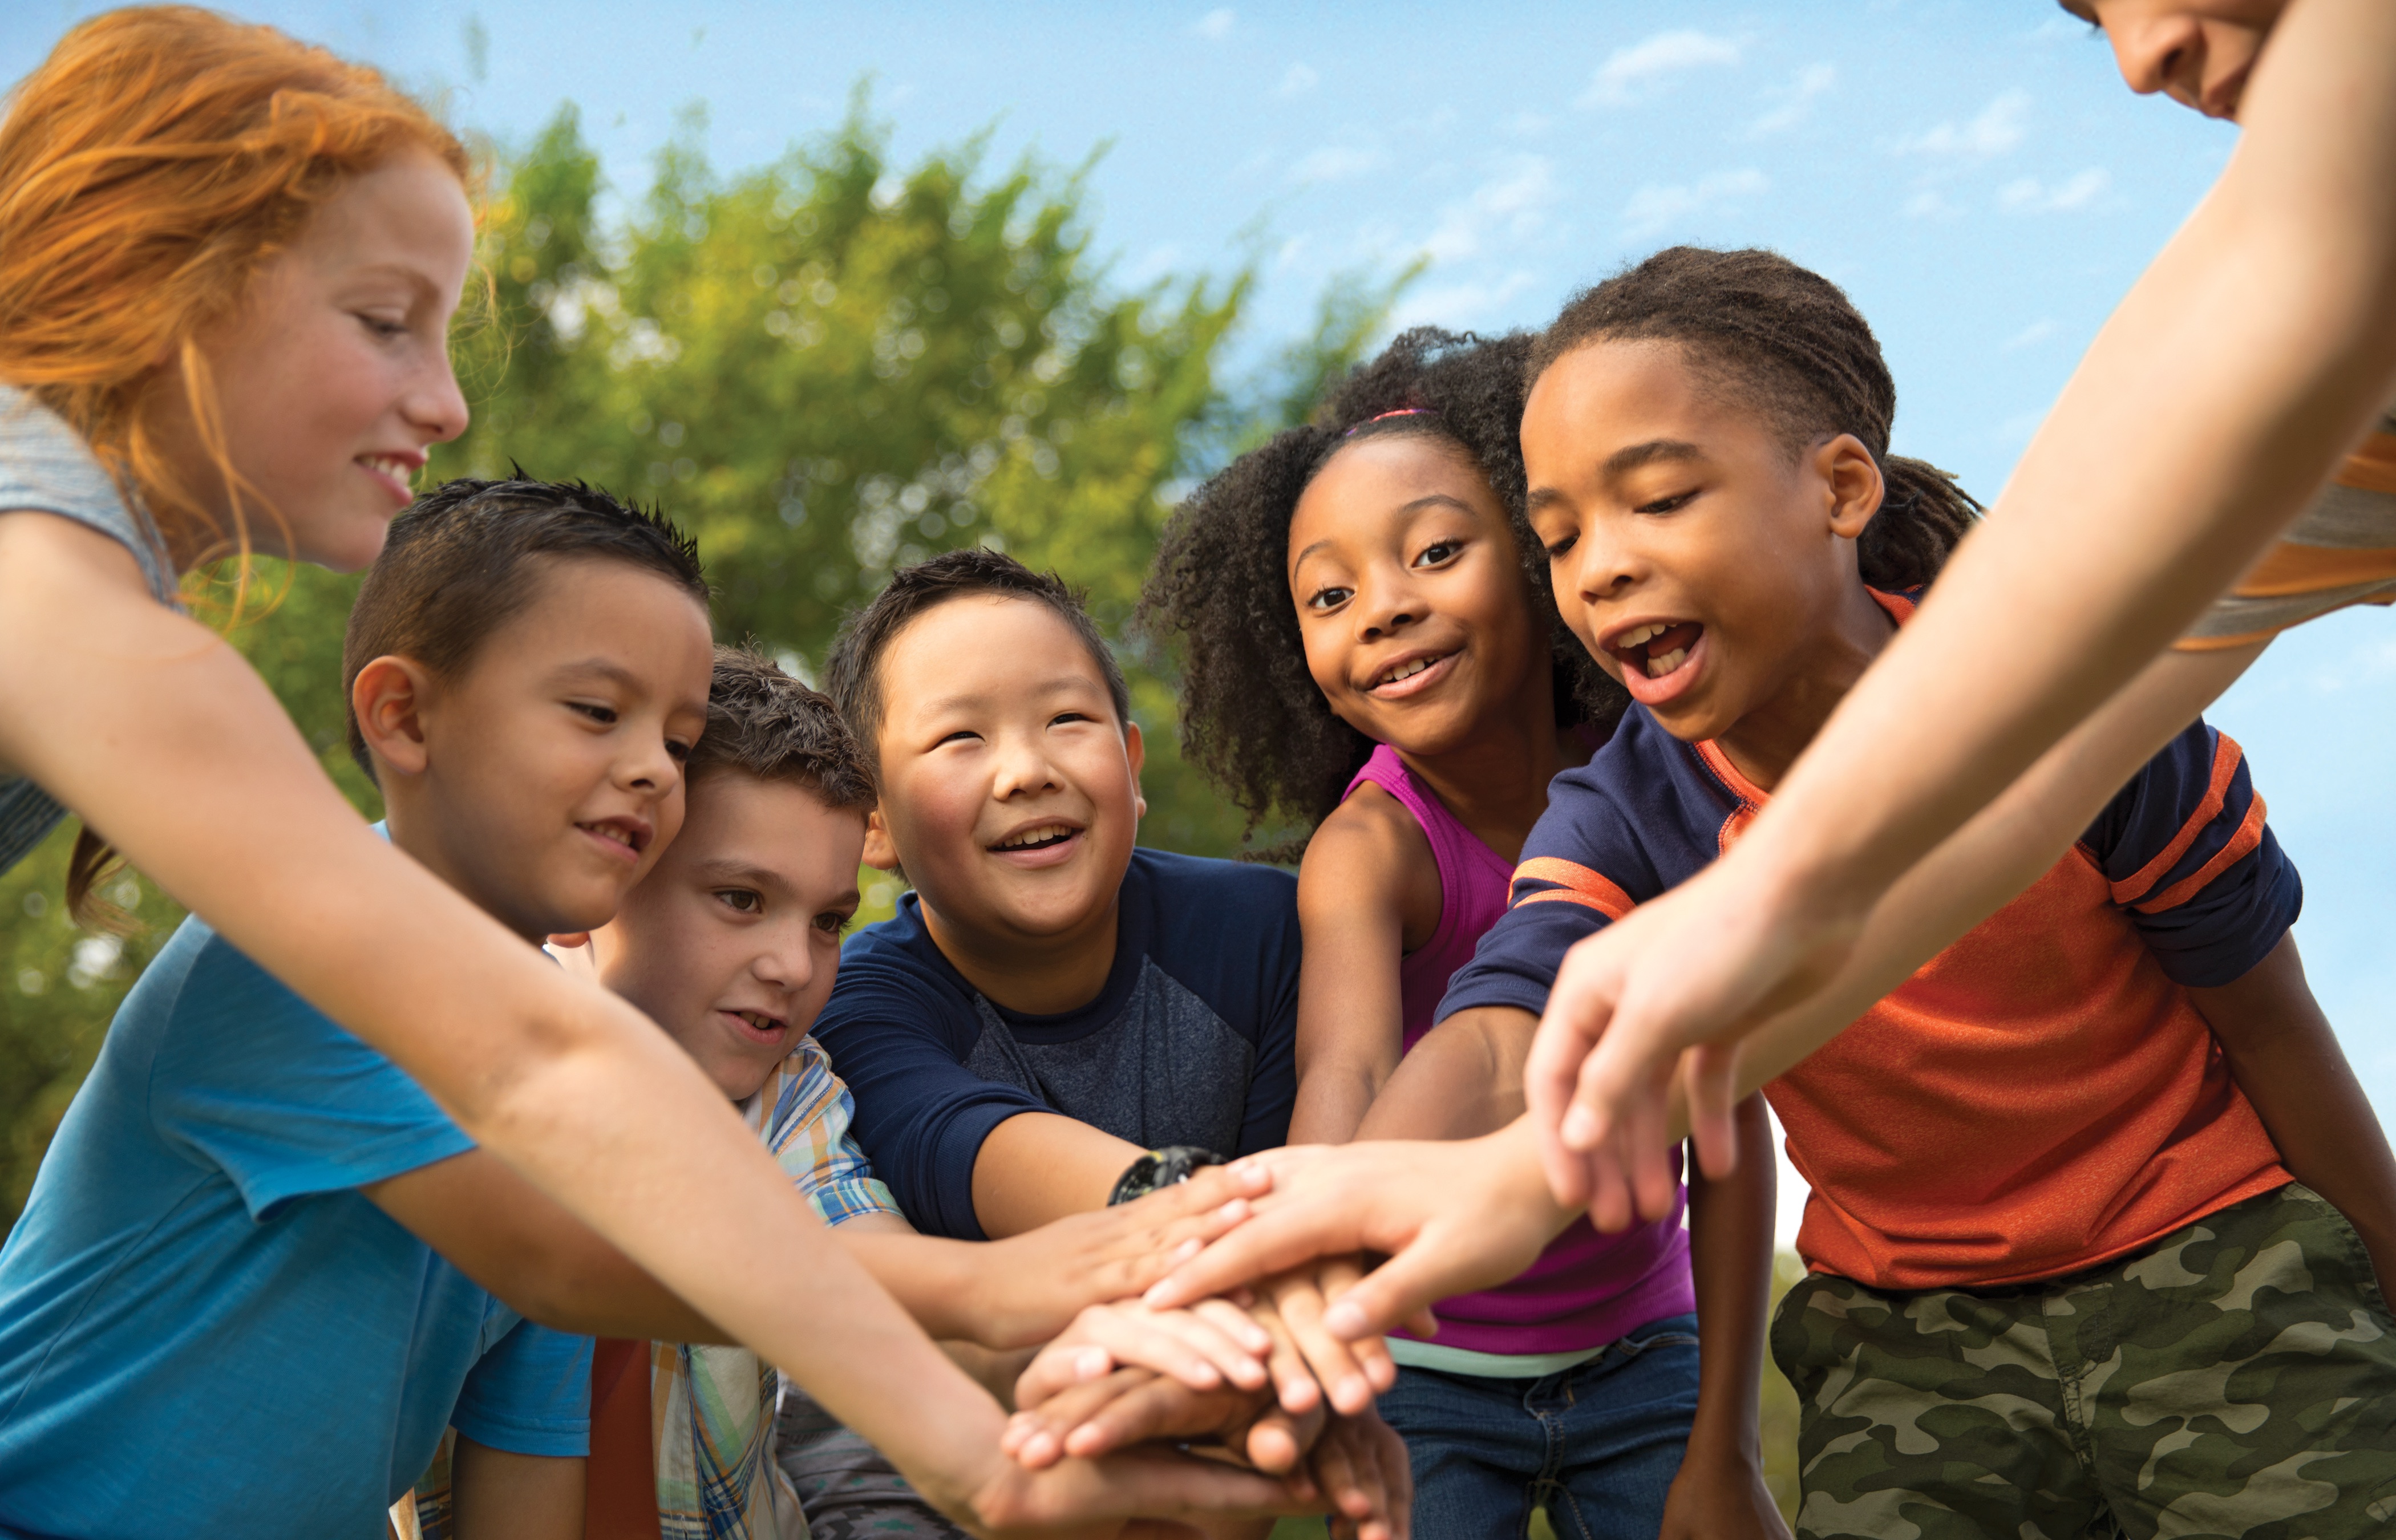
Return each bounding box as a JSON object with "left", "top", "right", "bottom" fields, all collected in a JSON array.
[{"left": 813, "top": 549, "right": 1300, "bottom": 1242}]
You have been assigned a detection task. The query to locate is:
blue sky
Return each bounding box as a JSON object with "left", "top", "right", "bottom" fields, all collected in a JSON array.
[{"left": 7, "top": 3, "right": 2389, "bottom": 1234}]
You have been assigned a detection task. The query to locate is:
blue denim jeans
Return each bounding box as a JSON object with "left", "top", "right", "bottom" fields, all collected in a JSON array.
[{"left": 1376, "top": 1311, "right": 1702, "bottom": 1540}]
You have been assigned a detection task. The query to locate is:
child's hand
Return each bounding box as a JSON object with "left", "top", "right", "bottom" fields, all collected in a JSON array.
[
  {"left": 1144, "top": 1129, "right": 1569, "bottom": 1344},
  {"left": 970, "top": 1165, "right": 1273, "bottom": 1348},
  {"left": 1244, "top": 1256, "right": 1397, "bottom": 1418},
  {"left": 1304, "top": 1409, "right": 1413, "bottom": 1540},
  {"left": 1658, "top": 1437, "right": 1791, "bottom": 1540},
  {"left": 1013, "top": 1299, "right": 1275, "bottom": 1408},
  {"left": 1005, "top": 1364, "right": 1324, "bottom": 1476}
]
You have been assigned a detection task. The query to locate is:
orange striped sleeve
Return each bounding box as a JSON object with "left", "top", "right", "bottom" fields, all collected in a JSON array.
[
  {"left": 2109, "top": 733, "right": 2240, "bottom": 908},
  {"left": 2338, "top": 429, "right": 2396, "bottom": 496},
  {"left": 2133, "top": 794, "right": 2268, "bottom": 915},
  {"left": 1510, "top": 857, "right": 1634, "bottom": 922}
]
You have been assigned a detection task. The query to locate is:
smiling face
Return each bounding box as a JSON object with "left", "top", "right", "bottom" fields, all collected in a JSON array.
[
  {"left": 864, "top": 594, "right": 1145, "bottom": 951},
  {"left": 163, "top": 148, "right": 475, "bottom": 572},
  {"left": 593, "top": 772, "right": 864, "bottom": 1101},
  {"left": 1520, "top": 338, "right": 1884, "bottom": 749},
  {"left": 370, "top": 555, "right": 715, "bottom": 941},
  {"left": 2063, "top": 0, "right": 2284, "bottom": 119},
  {"left": 1286, "top": 433, "right": 1551, "bottom": 759}
]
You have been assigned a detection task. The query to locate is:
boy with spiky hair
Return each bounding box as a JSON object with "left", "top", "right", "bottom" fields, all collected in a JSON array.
[{"left": 0, "top": 479, "right": 1314, "bottom": 1540}]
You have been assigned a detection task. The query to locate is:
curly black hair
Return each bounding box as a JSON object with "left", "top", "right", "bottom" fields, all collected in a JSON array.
[
  {"left": 1529, "top": 247, "right": 1983, "bottom": 590},
  {"left": 1139, "top": 326, "right": 1626, "bottom": 849}
]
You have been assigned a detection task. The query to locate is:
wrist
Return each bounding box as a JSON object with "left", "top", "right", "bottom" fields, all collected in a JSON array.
[{"left": 1108, "top": 1145, "right": 1225, "bottom": 1205}]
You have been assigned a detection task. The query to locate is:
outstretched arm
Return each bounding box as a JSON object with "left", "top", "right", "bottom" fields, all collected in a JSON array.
[
  {"left": 1531, "top": 0, "right": 2396, "bottom": 1210},
  {"left": 2188, "top": 933, "right": 2396, "bottom": 1294}
]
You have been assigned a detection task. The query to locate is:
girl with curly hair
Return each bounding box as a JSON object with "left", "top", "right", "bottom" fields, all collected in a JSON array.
[{"left": 1142, "top": 327, "right": 1782, "bottom": 1539}]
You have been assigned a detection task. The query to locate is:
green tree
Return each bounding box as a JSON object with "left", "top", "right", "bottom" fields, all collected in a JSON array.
[{"left": 0, "top": 97, "right": 1395, "bottom": 1227}]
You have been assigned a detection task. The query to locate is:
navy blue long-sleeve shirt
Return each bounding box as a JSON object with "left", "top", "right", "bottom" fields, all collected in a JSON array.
[{"left": 815, "top": 848, "right": 1301, "bottom": 1239}]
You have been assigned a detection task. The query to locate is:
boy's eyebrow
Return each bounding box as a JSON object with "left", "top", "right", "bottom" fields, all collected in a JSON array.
[
  {"left": 916, "top": 675, "right": 1102, "bottom": 716},
  {"left": 691, "top": 857, "right": 795, "bottom": 896},
  {"left": 546, "top": 657, "right": 651, "bottom": 692},
  {"left": 1599, "top": 439, "right": 1707, "bottom": 480}
]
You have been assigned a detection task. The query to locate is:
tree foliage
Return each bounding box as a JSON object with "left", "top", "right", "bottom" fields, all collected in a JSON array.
[{"left": 0, "top": 98, "right": 1398, "bottom": 1227}]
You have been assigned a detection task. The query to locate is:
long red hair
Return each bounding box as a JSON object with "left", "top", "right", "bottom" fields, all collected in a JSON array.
[
  {"left": 0, "top": 6, "right": 472, "bottom": 571},
  {"left": 0, "top": 7, "right": 473, "bottom": 920}
]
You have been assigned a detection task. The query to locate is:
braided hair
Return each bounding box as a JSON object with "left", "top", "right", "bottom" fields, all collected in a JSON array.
[
  {"left": 1140, "top": 327, "right": 1625, "bottom": 850},
  {"left": 1529, "top": 247, "right": 1982, "bottom": 590}
]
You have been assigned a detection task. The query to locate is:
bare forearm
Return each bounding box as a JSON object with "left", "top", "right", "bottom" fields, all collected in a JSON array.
[
  {"left": 1355, "top": 1007, "right": 1537, "bottom": 1142},
  {"left": 842, "top": 1231, "right": 992, "bottom": 1343},
  {"left": 972, "top": 1112, "right": 1144, "bottom": 1237},
  {"left": 2192, "top": 936, "right": 2396, "bottom": 1291},
  {"left": 1288, "top": 1063, "right": 1385, "bottom": 1146},
  {"left": 1729, "top": 0, "right": 2396, "bottom": 918},
  {"left": 1683, "top": 1096, "right": 1776, "bottom": 1454}
]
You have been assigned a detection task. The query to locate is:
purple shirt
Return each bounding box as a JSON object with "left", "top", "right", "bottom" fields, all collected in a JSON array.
[{"left": 1346, "top": 744, "right": 1693, "bottom": 1357}]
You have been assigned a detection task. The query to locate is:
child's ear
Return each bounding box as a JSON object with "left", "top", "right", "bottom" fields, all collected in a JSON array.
[
  {"left": 351, "top": 655, "right": 436, "bottom": 780},
  {"left": 1818, "top": 433, "right": 1887, "bottom": 542},
  {"left": 1124, "top": 720, "right": 1147, "bottom": 821},
  {"left": 861, "top": 804, "right": 901, "bottom": 872}
]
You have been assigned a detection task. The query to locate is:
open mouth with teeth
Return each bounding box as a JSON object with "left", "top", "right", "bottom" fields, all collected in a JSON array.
[
  {"left": 577, "top": 820, "right": 647, "bottom": 861},
  {"left": 1367, "top": 651, "right": 1456, "bottom": 697},
  {"left": 723, "top": 1008, "right": 790, "bottom": 1044},
  {"left": 991, "top": 822, "right": 1078, "bottom": 854},
  {"left": 1609, "top": 620, "right": 1705, "bottom": 680}
]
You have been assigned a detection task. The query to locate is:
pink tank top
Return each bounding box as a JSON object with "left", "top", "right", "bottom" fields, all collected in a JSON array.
[{"left": 1345, "top": 744, "right": 1694, "bottom": 1357}]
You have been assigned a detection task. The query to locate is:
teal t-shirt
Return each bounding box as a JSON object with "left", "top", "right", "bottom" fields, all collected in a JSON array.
[{"left": 0, "top": 914, "right": 591, "bottom": 1538}]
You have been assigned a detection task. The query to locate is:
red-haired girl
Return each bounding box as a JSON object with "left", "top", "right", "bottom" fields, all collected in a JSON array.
[{"left": 0, "top": 11, "right": 1298, "bottom": 1534}]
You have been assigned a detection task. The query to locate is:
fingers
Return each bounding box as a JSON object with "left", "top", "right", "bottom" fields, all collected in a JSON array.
[
  {"left": 1316, "top": 1258, "right": 1398, "bottom": 1395},
  {"left": 1239, "top": 1401, "right": 1324, "bottom": 1476},
  {"left": 1570, "top": 1035, "right": 1650, "bottom": 1233},
  {"left": 1316, "top": 1241, "right": 1460, "bottom": 1345},
  {"left": 1244, "top": 1288, "right": 1322, "bottom": 1417},
  {"left": 973, "top": 1442, "right": 1321, "bottom": 1530},
  {"left": 1265, "top": 1262, "right": 1382, "bottom": 1415},
  {"left": 1310, "top": 1414, "right": 1412, "bottom": 1540},
  {"left": 1005, "top": 1368, "right": 1151, "bottom": 1469},
  {"left": 1014, "top": 1303, "right": 1271, "bottom": 1410},
  {"left": 1682, "top": 1041, "right": 1744, "bottom": 1182},
  {"left": 1144, "top": 1204, "right": 1362, "bottom": 1312}
]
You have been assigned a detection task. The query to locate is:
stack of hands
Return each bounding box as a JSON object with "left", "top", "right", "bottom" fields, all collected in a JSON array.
[{"left": 1005, "top": 1263, "right": 1411, "bottom": 1540}]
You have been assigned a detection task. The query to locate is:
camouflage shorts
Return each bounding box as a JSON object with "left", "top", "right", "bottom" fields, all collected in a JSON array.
[{"left": 1771, "top": 1183, "right": 2396, "bottom": 1539}]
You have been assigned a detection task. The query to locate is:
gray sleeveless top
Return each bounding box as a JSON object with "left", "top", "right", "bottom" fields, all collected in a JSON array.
[{"left": 0, "top": 387, "right": 180, "bottom": 875}]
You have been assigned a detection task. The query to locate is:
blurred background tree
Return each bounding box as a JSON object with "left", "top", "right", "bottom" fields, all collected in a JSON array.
[{"left": 0, "top": 95, "right": 1397, "bottom": 1227}]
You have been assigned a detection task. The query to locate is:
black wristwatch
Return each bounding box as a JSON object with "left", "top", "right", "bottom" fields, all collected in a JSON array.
[{"left": 1108, "top": 1145, "right": 1226, "bottom": 1205}]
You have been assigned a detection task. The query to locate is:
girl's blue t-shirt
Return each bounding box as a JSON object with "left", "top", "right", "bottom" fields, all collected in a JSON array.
[{"left": 0, "top": 914, "right": 591, "bottom": 1539}]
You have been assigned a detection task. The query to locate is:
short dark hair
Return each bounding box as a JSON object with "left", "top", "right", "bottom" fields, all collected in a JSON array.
[
  {"left": 1528, "top": 247, "right": 1981, "bottom": 592},
  {"left": 342, "top": 475, "right": 710, "bottom": 779},
  {"left": 1138, "top": 327, "right": 1624, "bottom": 844},
  {"left": 691, "top": 646, "right": 875, "bottom": 812},
  {"left": 824, "top": 546, "right": 1131, "bottom": 757}
]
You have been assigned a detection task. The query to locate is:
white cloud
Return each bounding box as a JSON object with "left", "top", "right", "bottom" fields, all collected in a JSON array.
[
  {"left": 2000, "top": 167, "right": 2111, "bottom": 212},
  {"left": 2002, "top": 318, "right": 2058, "bottom": 351},
  {"left": 1897, "top": 89, "right": 2031, "bottom": 159},
  {"left": 1580, "top": 29, "right": 1745, "bottom": 108},
  {"left": 1391, "top": 270, "right": 1542, "bottom": 330},
  {"left": 1192, "top": 7, "right": 1234, "bottom": 40},
  {"left": 1288, "top": 144, "right": 1386, "bottom": 185},
  {"left": 1904, "top": 189, "right": 1962, "bottom": 220},
  {"left": 1278, "top": 63, "right": 1318, "bottom": 97},
  {"left": 1622, "top": 167, "right": 1767, "bottom": 239},
  {"left": 1745, "top": 62, "right": 1836, "bottom": 138},
  {"left": 1421, "top": 157, "right": 1560, "bottom": 264}
]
